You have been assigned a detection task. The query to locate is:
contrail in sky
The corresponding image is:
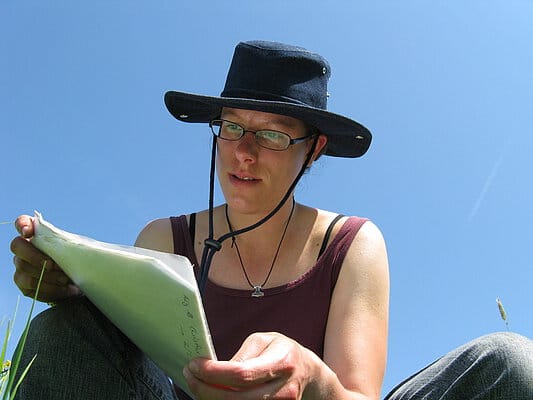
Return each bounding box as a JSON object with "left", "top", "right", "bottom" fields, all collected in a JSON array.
[{"left": 467, "top": 146, "right": 507, "bottom": 222}]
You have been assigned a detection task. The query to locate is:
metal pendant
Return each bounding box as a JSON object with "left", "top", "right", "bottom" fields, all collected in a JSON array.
[{"left": 251, "top": 286, "right": 265, "bottom": 298}]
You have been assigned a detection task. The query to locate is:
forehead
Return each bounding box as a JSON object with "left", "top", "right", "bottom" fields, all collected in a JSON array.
[{"left": 221, "top": 107, "right": 307, "bottom": 131}]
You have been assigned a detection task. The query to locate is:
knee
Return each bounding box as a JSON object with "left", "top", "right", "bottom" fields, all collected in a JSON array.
[
  {"left": 476, "top": 332, "right": 532, "bottom": 365},
  {"left": 23, "top": 295, "right": 126, "bottom": 357},
  {"left": 12, "top": 297, "right": 98, "bottom": 382},
  {"left": 27, "top": 296, "right": 94, "bottom": 338},
  {"left": 472, "top": 332, "right": 533, "bottom": 391},
  {"left": 16, "top": 296, "right": 133, "bottom": 377},
  {"left": 18, "top": 296, "right": 89, "bottom": 360}
]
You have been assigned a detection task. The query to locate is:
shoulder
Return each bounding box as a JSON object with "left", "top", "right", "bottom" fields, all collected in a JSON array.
[
  {"left": 313, "top": 208, "right": 377, "bottom": 245},
  {"left": 314, "top": 208, "right": 388, "bottom": 294},
  {"left": 135, "top": 216, "right": 188, "bottom": 253},
  {"left": 341, "top": 219, "right": 388, "bottom": 282},
  {"left": 335, "top": 218, "right": 389, "bottom": 311},
  {"left": 350, "top": 219, "right": 387, "bottom": 255}
]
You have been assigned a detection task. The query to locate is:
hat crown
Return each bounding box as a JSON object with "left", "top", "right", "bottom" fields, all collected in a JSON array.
[{"left": 221, "top": 41, "right": 331, "bottom": 110}]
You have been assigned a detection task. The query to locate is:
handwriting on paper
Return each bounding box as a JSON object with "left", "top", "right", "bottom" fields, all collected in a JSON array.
[{"left": 177, "top": 294, "right": 204, "bottom": 359}]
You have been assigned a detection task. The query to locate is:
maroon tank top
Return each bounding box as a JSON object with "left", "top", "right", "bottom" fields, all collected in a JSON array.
[{"left": 170, "top": 215, "right": 367, "bottom": 361}]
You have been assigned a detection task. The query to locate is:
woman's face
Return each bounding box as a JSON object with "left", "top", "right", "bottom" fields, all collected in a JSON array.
[{"left": 216, "top": 107, "right": 326, "bottom": 216}]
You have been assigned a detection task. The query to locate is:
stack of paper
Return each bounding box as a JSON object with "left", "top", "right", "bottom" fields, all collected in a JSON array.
[{"left": 31, "top": 212, "right": 216, "bottom": 398}]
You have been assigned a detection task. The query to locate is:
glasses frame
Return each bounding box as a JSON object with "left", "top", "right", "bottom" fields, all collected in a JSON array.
[{"left": 209, "top": 119, "right": 316, "bottom": 151}]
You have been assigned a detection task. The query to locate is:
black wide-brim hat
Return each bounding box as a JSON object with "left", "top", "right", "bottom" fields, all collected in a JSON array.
[{"left": 164, "top": 41, "right": 372, "bottom": 158}]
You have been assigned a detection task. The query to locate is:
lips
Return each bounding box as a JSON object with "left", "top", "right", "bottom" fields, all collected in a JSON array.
[
  {"left": 229, "top": 173, "right": 261, "bottom": 184},
  {"left": 233, "top": 174, "right": 256, "bottom": 181}
]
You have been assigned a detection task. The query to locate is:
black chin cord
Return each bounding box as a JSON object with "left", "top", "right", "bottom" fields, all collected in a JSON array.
[{"left": 198, "top": 134, "right": 319, "bottom": 295}]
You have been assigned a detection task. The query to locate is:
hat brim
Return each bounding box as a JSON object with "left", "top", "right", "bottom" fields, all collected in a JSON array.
[{"left": 164, "top": 91, "right": 371, "bottom": 158}]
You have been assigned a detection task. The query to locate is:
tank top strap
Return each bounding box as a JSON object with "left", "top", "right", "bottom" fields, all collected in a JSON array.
[
  {"left": 169, "top": 215, "right": 198, "bottom": 267},
  {"left": 317, "top": 214, "right": 345, "bottom": 259},
  {"left": 188, "top": 212, "right": 196, "bottom": 243}
]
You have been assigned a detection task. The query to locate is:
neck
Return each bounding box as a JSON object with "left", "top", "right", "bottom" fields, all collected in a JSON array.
[
  {"left": 224, "top": 197, "right": 297, "bottom": 295},
  {"left": 225, "top": 197, "right": 297, "bottom": 246}
]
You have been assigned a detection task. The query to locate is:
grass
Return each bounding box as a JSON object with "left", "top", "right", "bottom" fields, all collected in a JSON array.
[
  {"left": 496, "top": 297, "right": 509, "bottom": 331},
  {"left": 0, "top": 265, "right": 45, "bottom": 399}
]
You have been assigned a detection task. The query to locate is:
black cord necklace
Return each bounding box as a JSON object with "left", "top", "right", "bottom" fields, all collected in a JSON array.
[{"left": 224, "top": 197, "right": 296, "bottom": 298}]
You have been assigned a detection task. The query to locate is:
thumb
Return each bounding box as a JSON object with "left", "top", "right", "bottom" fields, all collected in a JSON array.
[
  {"left": 230, "top": 333, "right": 277, "bottom": 363},
  {"left": 15, "top": 215, "right": 35, "bottom": 238}
]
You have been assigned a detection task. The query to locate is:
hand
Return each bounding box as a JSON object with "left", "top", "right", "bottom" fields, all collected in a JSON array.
[
  {"left": 183, "top": 332, "right": 328, "bottom": 400},
  {"left": 10, "top": 215, "right": 81, "bottom": 303}
]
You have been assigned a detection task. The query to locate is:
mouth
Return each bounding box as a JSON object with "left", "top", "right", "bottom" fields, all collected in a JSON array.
[
  {"left": 234, "top": 175, "right": 256, "bottom": 181},
  {"left": 229, "top": 173, "right": 260, "bottom": 183}
]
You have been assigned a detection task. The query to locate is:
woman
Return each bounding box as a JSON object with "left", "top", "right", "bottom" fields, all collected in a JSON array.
[{"left": 10, "top": 41, "right": 532, "bottom": 400}]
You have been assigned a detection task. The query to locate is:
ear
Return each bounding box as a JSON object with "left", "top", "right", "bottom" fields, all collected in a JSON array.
[{"left": 307, "top": 134, "right": 328, "bottom": 167}]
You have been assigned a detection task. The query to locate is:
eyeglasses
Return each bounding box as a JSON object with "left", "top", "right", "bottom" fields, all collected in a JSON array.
[{"left": 209, "top": 119, "right": 316, "bottom": 151}]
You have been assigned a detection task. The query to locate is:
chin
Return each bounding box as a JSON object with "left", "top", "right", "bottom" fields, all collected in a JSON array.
[{"left": 226, "top": 198, "right": 271, "bottom": 216}]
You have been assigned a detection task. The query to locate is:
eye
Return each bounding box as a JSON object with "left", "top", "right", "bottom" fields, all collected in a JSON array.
[
  {"left": 224, "top": 122, "right": 241, "bottom": 131},
  {"left": 221, "top": 121, "right": 243, "bottom": 138},
  {"left": 256, "top": 130, "right": 289, "bottom": 150},
  {"left": 258, "top": 130, "right": 284, "bottom": 141}
]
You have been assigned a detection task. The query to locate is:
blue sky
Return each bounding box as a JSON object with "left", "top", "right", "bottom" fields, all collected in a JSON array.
[{"left": 1, "top": 1, "right": 532, "bottom": 395}]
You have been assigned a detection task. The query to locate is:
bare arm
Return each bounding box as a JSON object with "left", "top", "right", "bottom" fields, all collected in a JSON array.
[
  {"left": 134, "top": 217, "right": 174, "bottom": 253},
  {"left": 322, "top": 220, "right": 389, "bottom": 399}
]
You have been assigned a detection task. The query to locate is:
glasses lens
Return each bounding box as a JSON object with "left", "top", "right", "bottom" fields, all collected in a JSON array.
[
  {"left": 217, "top": 120, "right": 244, "bottom": 140},
  {"left": 210, "top": 120, "right": 293, "bottom": 150},
  {"left": 256, "top": 130, "right": 290, "bottom": 150}
]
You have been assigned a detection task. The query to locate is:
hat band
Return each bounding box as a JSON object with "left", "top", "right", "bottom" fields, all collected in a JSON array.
[{"left": 221, "top": 89, "right": 316, "bottom": 108}]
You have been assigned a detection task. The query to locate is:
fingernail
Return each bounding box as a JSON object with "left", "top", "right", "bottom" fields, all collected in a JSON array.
[{"left": 188, "top": 361, "right": 199, "bottom": 374}]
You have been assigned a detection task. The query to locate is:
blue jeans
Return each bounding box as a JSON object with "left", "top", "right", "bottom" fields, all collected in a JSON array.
[
  {"left": 384, "top": 332, "right": 533, "bottom": 399},
  {"left": 13, "top": 297, "right": 533, "bottom": 399},
  {"left": 13, "top": 296, "right": 178, "bottom": 400}
]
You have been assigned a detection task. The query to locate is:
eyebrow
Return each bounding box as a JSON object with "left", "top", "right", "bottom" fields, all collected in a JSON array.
[{"left": 220, "top": 111, "right": 304, "bottom": 131}]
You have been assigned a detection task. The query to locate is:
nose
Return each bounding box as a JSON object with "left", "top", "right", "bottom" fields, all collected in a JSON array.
[{"left": 234, "top": 131, "right": 258, "bottom": 163}]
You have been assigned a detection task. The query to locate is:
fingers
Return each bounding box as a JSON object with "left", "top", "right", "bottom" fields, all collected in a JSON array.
[
  {"left": 183, "top": 361, "right": 286, "bottom": 400},
  {"left": 182, "top": 367, "right": 241, "bottom": 399},
  {"left": 13, "top": 255, "right": 69, "bottom": 285},
  {"left": 11, "top": 235, "right": 79, "bottom": 303},
  {"left": 183, "top": 333, "right": 312, "bottom": 399},
  {"left": 13, "top": 263, "right": 80, "bottom": 303},
  {"left": 13, "top": 270, "right": 80, "bottom": 303},
  {"left": 187, "top": 335, "right": 290, "bottom": 388},
  {"left": 15, "top": 215, "right": 35, "bottom": 238},
  {"left": 11, "top": 237, "right": 58, "bottom": 272}
]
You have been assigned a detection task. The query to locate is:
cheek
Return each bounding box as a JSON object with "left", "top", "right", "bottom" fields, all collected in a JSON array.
[
  {"left": 216, "top": 140, "right": 228, "bottom": 156},
  {"left": 289, "top": 147, "right": 311, "bottom": 171},
  {"left": 215, "top": 141, "right": 233, "bottom": 167},
  {"left": 275, "top": 153, "right": 307, "bottom": 184}
]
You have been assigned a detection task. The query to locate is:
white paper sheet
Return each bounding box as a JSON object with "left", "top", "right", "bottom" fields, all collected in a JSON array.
[{"left": 31, "top": 212, "right": 216, "bottom": 398}]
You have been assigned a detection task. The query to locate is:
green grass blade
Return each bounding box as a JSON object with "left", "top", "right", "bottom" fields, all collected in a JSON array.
[
  {"left": 1, "top": 321, "right": 12, "bottom": 367},
  {"left": 1, "top": 319, "right": 13, "bottom": 397},
  {"left": 2, "top": 266, "right": 45, "bottom": 399},
  {"left": 9, "top": 354, "right": 37, "bottom": 400},
  {"left": 1, "top": 299, "right": 19, "bottom": 397},
  {"left": 0, "top": 299, "right": 19, "bottom": 367}
]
